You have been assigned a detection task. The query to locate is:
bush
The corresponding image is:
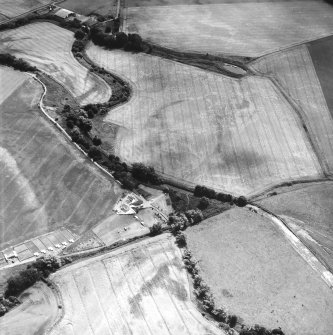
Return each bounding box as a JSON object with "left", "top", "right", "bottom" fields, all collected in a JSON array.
[
  {"left": 149, "top": 223, "right": 163, "bottom": 236},
  {"left": 235, "top": 196, "right": 247, "bottom": 207},
  {"left": 194, "top": 185, "right": 216, "bottom": 199},
  {"left": 92, "top": 136, "right": 102, "bottom": 146},
  {"left": 88, "top": 146, "right": 102, "bottom": 161},
  {"left": 175, "top": 232, "right": 187, "bottom": 248},
  {"left": 74, "top": 29, "right": 86, "bottom": 40},
  {"left": 185, "top": 209, "right": 203, "bottom": 225},
  {"left": 132, "top": 163, "right": 161, "bottom": 184},
  {"left": 198, "top": 196, "right": 209, "bottom": 209},
  {"left": 227, "top": 314, "right": 238, "bottom": 328}
]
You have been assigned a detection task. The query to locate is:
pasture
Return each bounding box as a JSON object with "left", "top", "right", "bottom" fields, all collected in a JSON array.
[
  {"left": 61, "top": 0, "right": 118, "bottom": 16},
  {"left": 86, "top": 45, "right": 321, "bottom": 196},
  {"left": 259, "top": 181, "right": 333, "bottom": 272},
  {"left": 0, "top": 22, "right": 111, "bottom": 105},
  {"left": 125, "top": 0, "right": 316, "bottom": 5},
  {"left": 123, "top": 1, "right": 333, "bottom": 56},
  {"left": 0, "top": 282, "right": 58, "bottom": 335},
  {"left": 0, "top": 0, "right": 50, "bottom": 19},
  {"left": 50, "top": 234, "right": 222, "bottom": 335},
  {"left": 251, "top": 45, "right": 333, "bottom": 175},
  {"left": 308, "top": 35, "right": 333, "bottom": 117},
  {"left": 0, "top": 67, "right": 121, "bottom": 249},
  {"left": 186, "top": 207, "right": 333, "bottom": 334}
]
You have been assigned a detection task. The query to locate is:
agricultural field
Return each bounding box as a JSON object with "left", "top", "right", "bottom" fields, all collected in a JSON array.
[
  {"left": 61, "top": 0, "right": 118, "bottom": 16},
  {"left": 123, "top": 1, "right": 333, "bottom": 56},
  {"left": 0, "top": 0, "right": 51, "bottom": 19},
  {"left": 308, "top": 35, "right": 333, "bottom": 116},
  {"left": 50, "top": 234, "right": 222, "bottom": 335},
  {"left": 87, "top": 45, "right": 321, "bottom": 196},
  {"left": 0, "top": 67, "right": 121, "bottom": 250},
  {"left": 259, "top": 181, "right": 333, "bottom": 272},
  {"left": 125, "top": 0, "right": 316, "bottom": 5},
  {"left": 0, "top": 282, "right": 58, "bottom": 335},
  {"left": 251, "top": 44, "right": 333, "bottom": 174},
  {"left": 0, "top": 22, "right": 111, "bottom": 105},
  {"left": 186, "top": 207, "right": 333, "bottom": 334}
]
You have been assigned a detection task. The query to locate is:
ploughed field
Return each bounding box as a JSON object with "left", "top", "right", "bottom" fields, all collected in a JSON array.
[
  {"left": 0, "top": 67, "right": 121, "bottom": 249},
  {"left": 186, "top": 207, "right": 333, "bottom": 335},
  {"left": 0, "top": 0, "right": 51, "bottom": 19},
  {"left": 87, "top": 45, "right": 321, "bottom": 196},
  {"left": 251, "top": 45, "right": 333, "bottom": 175},
  {"left": 0, "top": 282, "right": 58, "bottom": 335},
  {"left": 123, "top": 1, "right": 333, "bottom": 57},
  {"left": 259, "top": 182, "right": 333, "bottom": 273},
  {"left": 0, "top": 22, "right": 111, "bottom": 105},
  {"left": 50, "top": 234, "right": 222, "bottom": 335}
]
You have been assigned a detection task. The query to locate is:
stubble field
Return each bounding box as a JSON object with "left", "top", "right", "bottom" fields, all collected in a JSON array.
[
  {"left": 0, "top": 22, "right": 111, "bottom": 105},
  {"left": 0, "top": 282, "right": 58, "bottom": 335},
  {"left": 0, "top": 67, "right": 121, "bottom": 249},
  {"left": 251, "top": 45, "right": 333, "bottom": 175},
  {"left": 50, "top": 234, "right": 222, "bottom": 335},
  {"left": 124, "top": 1, "right": 333, "bottom": 56},
  {"left": 87, "top": 45, "right": 321, "bottom": 196},
  {"left": 0, "top": 0, "right": 51, "bottom": 19},
  {"left": 186, "top": 207, "right": 333, "bottom": 335}
]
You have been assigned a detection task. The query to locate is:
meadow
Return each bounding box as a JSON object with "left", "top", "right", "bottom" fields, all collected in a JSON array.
[
  {"left": 0, "top": 67, "right": 121, "bottom": 249},
  {"left": 50, "top": 234, "right": 221, "bottom": 335},
  {"left": 0, "top": 23, "right": 111, "bottom": 105},
  {"left": 87, "top": 45, "right": 321, "bottom": 196},
  {"left": 60, "top": 0, "right": 118, "bottom": 16},
  {"left": 124, "top": 1, "right": 333, "bottom": 56},
  {"left": 186, "top": 207, "right": 333, "bottom": 334}
]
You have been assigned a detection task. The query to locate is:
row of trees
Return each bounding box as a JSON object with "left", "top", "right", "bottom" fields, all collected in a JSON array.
[
  {"left": 0, "top": 53, "right": 37, "bottom": 72},
  {"left": 5, "top": 256, "right": 71, "bottom": 298},
  {"left": 194, "top": 185, "right": 248, "bottom": 207},
  {"left": 90, "top": 27, "right": 143, "bottom": 52}
]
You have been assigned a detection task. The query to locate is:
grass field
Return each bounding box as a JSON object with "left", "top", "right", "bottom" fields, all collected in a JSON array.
[
  {"left": 259, "top": 181, "right": 333, "bottom": 272},
  {"left": 50, "top": 234, "right": 222, "bottom": 335},
  {"left": 0, "top": 22, "right": 111, "bottom": 105},
  {"left": 0, "top": 0, "right": 51, "bottom": 18},
  {"left": 86, "top": 45, "right": 321, "bottom": 196},
  {"left": 0, "top": 67, "right": 121, "bottom": 249},
  {"left": 61, "top": 0, "right": 118, "bottom": 16},
  {"left": 123, "top": 1, "right": 333, "bottom": 57},
  {"left": 186, "top": 207, "right": 333, "bottom": 334},
  {"left": 251, "top": 45, "right": 333, "bottom": 175},
  {"left": 308, "top": 35, "right": 333, "bottom": 117},
  {"left": 0, "top": 282, "right": 58, "bottom": 335}
]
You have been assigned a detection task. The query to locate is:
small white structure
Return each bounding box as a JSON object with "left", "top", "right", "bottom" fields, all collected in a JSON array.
[
  {"left": 41, "top": 249, "right": 47, "bottom": 254},
  {"left": 55, "top": 244, "right": 61, "bottom": 248},
  {"left": 62, "top": 241, "right": 68, "bottom": 246},
  {"left": 48, "top": 247, "right": 54, "bottom": 251},
  {"left": 34, "top": 252, "right": 40, "bottom": 257},
  {"left": 69, "top": 239, "right": 74, "bottom": 243}
]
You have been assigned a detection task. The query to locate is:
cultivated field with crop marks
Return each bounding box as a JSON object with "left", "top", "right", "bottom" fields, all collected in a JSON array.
[
  {"left": 61, "top": 0, "right": 118, "bottom": 16},
  {"left": 86, "top": 45, "right": 321, "bottom": 196},
  {"left": 50, "top": 234, "right": 222, "bottom": 335},
  {"left": 186, "top": 207, "right": 333, "bottom": 334},
  {"left": 259, "top": 181, "right": 333, "bottom": 272},
  {"left": 251, "top": 44, "right": 333, "bottom": 175},
  {"left": 0, "top": 67, "right": 121, "bottom": 249},
  {"left": 0, "top": 22, "right": 111, "bottom": 105},
  {"left": 0, "top": 0, "right": 51, "bottom": 19},
  {"left": 123, "top": 1, "right": 333, "bottom": 57},
  {"left": 0, "top": 282, "right": 58, "bottom": 335}
]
